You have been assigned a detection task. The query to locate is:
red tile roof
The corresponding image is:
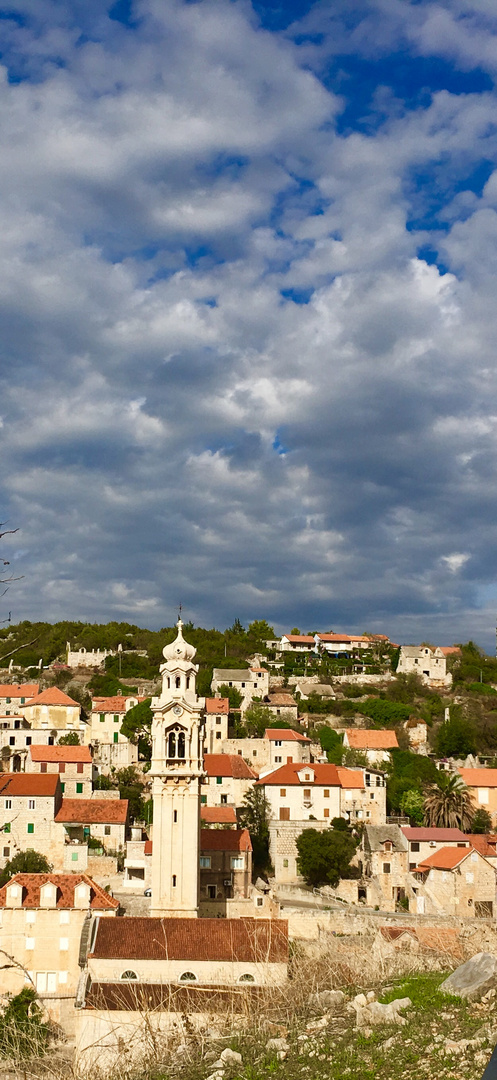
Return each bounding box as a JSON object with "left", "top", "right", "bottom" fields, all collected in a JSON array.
[
  {"left": 200, "top": 828, "right": 252, "bottom": 852},
  {"left": 265, "top": 728, "right": 310, "bottom": 742},
  {"left": 90, "top": 917, "right": 288, "bottom": 963},
  {"left": 205, "top": 698, "right": 229, "bottom": 714},
  {"left": 459, "top": 768, "right": 497, "bottom": 787},
  {"left": 92, "top": 696, "right": 146, "bottom": 713},
  {"left": 0, "top": 872, "right": 118, "bottom": 910},
  {"left": 22, "top": 687, "right": 80, "bottom": 708},
  {"left": 317, "top": 634, "right": 352, "bottom": 643},
  {"left": 55, "top": 798, "right": 128, "bottom": 824},
  {"left": 344, "top": 729, "right": 399, "bottom": 750},
  {"left": 29, "top": 745, "right": 92, "bottom": 763},
  {"left": 402, "top": 827, "right": 467, "bottom": 842},
  {"left": 283, "top": 635, "right": 315, "bottom": 644},
  {"left": 417, "top": 846, "right": 475, "bottom": 871},
  {"left": 0, "top": 684, "right": 39, "bottom": 699},
  {"left": 258, "top": 762, "right": 342, "bottom": 787},
  {"left": 201, "top": 806, "right": 237, "bottom": 824},
  {"left": 461, "top": 835, "right": 497, "bottom": 858},
  {"left": 439, "top": 647, "right": 462, "bottom": 656},
  {"left": 0, "top": 773, "right": 60, "bottom": 797},
  {"left": 204, "top": 754, "right": 257, "bottom": 779},
  {"left": 337, "top": 767, "right": 366, "bottom": 789}
]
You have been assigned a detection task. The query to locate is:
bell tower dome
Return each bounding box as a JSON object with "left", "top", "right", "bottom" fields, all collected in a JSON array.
[{"left": 149, "top": 619, "right": 205, "bottom": 917}]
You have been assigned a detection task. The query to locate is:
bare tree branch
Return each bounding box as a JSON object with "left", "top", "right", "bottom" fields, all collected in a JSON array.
[{"left": 0, "top": 637, "right": 40, "bottom": 664}]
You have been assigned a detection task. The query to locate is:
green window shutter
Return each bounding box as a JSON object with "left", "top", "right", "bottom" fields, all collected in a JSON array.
[
  {"left": 71, "top": 852, "right": 78, "bottom": 862},
  {"left": 76, "top": 783, "right": 83, "bottom": 794},
  {"left": 114, "top": 714, "right": 119, "bottom": 723},
  {"left": 4, "top": 823, "right": 10, "bottom": 834},
  {"left": 113, "top": 732, "right": 118, "bottom": 743},
  {"left": 100, "top": 713, "right": 105, "bottom": 722},
  {"left": 216, "top": 776, "right": 222, "bottom": 785},
  {"left": 61, "top": 783, "right": 65, "bottom": 793},
  {"left": 27, "top": 823, "right": 34, "bottom": 834},
  {"left": 20, "top": 698, "right": 25, "bottom": 704},
  {"left": 201, "top": 795, "right": 207, "bottom": 804}
]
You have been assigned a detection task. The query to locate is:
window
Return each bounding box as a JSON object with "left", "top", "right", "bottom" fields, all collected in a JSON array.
[
  {"left": 466, "top": 872, "right": 474, "bottom": 884},
  {"left": 77, "top": 763, "right": 84, "bottom": 774},
  {"left": 280, "top": 789, "right": 286, "bottom": 797},
  {"left": 409, "top": 863, "right": 416, "bottom": 871},
  {"left": 173, "top": 810, "right": 178, "bottom": 823},
  {"left": 3, "top": 847, "right": 9, "bottom": 858},
  {"left": 40, "top": 762, "right": 47, "bottom": 773},
  {"left": 200, "top": 856, "right": 211, "bottom": 868},
  {"left": 215, "top": 717, "right": 221, "bottom": 725},
  {"left": 283, "top": 859, "right": 289, "bottom": 868},
  {"left": 207, "top": 885, "right": 217, "bottom": 899},
  {"left": 172, "top": 875, "right": 177, "bottom": 887},
  {"left": 113, "top": 732, "right": 118, "bottom": 743},
  {"left": 104, "top": 825, "right": 111, "bottom": 836},
  {"left": 231, "top": 856, "right": 244, "bottom": 870},
  {"left": 370, "top": 793, "right": 374, "bottom": 800},
  {"left": 71, "top": 853, "right": 78, "bottom": 862},
  {"left": 25, "top": 737, "right": 31, "bottom": 746},
  {"left": 27, "top": 824, "right": 34, "bottom": 834},
  {"left": 14, "top": 720, "right": 20, "bottom": 730},
  {"left": 4, "top": 823, "right": 10, "bottom": 833},
  {"left": 4, "top": 799, "right": 11, "bottom": 810},
  {"left": 411, "top": 842, "right": 420, "bottom": 852},
  {"left": 25, "top": 910, "right": 36, "bottom": 924},
  {"left": 9, "top": 737, "right": 14, "bottom": 746},
  {"left": 121, "top": 970, "right": 138, "bottom": 980},
  {"left": 25, "top": 937, "right": 35, "bottom": 950},
  {"left": 76, "top": 783, "right": 83, "bottom": 794},
  {"left": 216, "top": 776, "right": 222, "bottom": 785},
  {"left": 201, "top": 795, "right": 207, "bottom": 804},
  {"left": 20, "top": 698, "right": 25, "bottom": 705},
  {"left": 323, "top": 808, "right": 330, "bottom": 818},
  {"left": 59, "top": 938, "right": 69, "bottom": 951},
  {"left": 61, "top": 783, "right": 65, "bottom": 793},
  {"left": 303, "top": 789, "right": 311, "bottom": 799},
  {"left": 114, "top": 715, "right": 119, "bottom": 723},
  {"left": 36, "top": 972, "right": 57, "bottom": 993},
  {"left": 324, "top": 789, "right": 329, "bottom": 798},
  {"left": 179, "top": 971, "right": 197, "bottom": 981},
  {"left": 220, "top": 794, "right": 228, "bottom": 804},
  {"left": 279, "top": 808, "right": 290, "bottom": 821},
  {"left": 383, "top": 863, "right": 391, "bottom": 874},
  {"left": 256, "top": 897, "right": 263, "bottom": 907},
  {"left": 60, "top": 911, "right": 70, "bottom": 925},
  {"left": 28, "top": 799, "right": 35, "bottom": 810},
  {"left": 59, "top": 763, "right": 65, "bottom": 773},
  {"left": 274, "top": 740, "right": 282, "bottom": 747},
  {"left": 216, "top": 733, "right": 221, "bottom": 740},
  {"left": 239, "top": 973, "right": 255, "bottom": 982},
  {"left": 100, "top": 714, "right": 105, "bottom": 723},
  {"left": 275, "top": 756, "right": 282, "bottom": 763}
]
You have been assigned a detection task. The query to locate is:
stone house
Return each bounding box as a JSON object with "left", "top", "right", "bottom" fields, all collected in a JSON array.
[
  {"left": 458, "top": 768, "right": 497, "bottom": 826},
  {"left": 19, "top": 687, "right": 82, "bottom": 732},
  {"left": 76, "top": 917, "right": 289, "bottom": 1070},
  {"left": 86, "top": 694, "right": 146, "bottom": 771},
  {"left": 211, "top": 667, "right": 269, "bottom": 712},
  {"left": 204, "top": 697, "right": 229, "bottom": 752},
  {"left": 66, "top": 644, "right": 114, "bottom": 669},
  {"left": 54, "top": 798, "right": 128, "bottom": 861},
  {"left": 223, "top": 728, "right": 311, "bottom": 773},
  {"left": 268, "top": 819, "right": 330, "bottom": 883},
  {"left": 201, "top": 754, "right": 257, "bottom": 810},
  {"left": 314, "top": 633, "right": 372, "bottom": 655},
  {"left": 0, "top": 684, "right": 39, "bottom": 715},
  {"left": 361, "top": 825, "right": 409, "bottom": 912},
  {"left": 0, "top": 721, "right": 57, "bottom": 773},
  {"left": 414, "top": 846, "right": 497, "bottom": 917},
  {"left": 263, "top": 693, "right": 299, "bottom": 723},
  {"left": 342, "top": 728, "right": 399, "bottom": 765},
  {"left": 338, "top": 766, "right": 387, "bottom": 826},
  {"left": 259, "top": 762, "right": 342, "bottom": 823},
  {"left": 279, "top": 635, "right": 316, "bottom": 653},
  {"left": 0, "top": 773, "right": 62, "bottom": 870},
  {"left": 404, "top": 717, "right": 428, "bottom": 752},
  {"left": 199, "top": 828, "right": 252, "bottom": 911},
  {"left": 462, "top": 834, "right": 497, "bottom": 865},
  {"left": 396, "top": 646, "right": 452, "bottom": 688},
  {"left": 0, "top": 872, "right": 118, "bottom": 1029},
  {"left": 401, "top": 827, "right": 470, "bottom": 871},
  {"left": 26, "top": 744, "right": 93, "bottom": 798}
]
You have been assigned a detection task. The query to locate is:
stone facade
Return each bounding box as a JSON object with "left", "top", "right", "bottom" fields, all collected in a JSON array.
[
  {"left": 19, "top": 687, "right": 82, "bottom": 732},
  {"left": 211, "top": 667, "right": 269, "bottom": 712},
  {"left": 269, "top": 819, "right": 330, "bottom": 883},
  {"left": 201, "top": 754, "right": 257, "bottom": 810},
  {"left": 397, "top": 645, "right": 452, "bottom": 688},
  {"left": 0, "top": 773, "right": 62, "bottom": 869},
  {"left": 66, "top": 644, "right": 114, "bottom": 669},
  {"left": 204, "top": 697, "right": 229, "bottom": 753},
  {"left": 361, "top": 825, "right": 409, "bottom": 912},
  {"left": 414, "top": 846, "right": 497, "bottom": 917},
  {"left": 86, "top": 694, "right": 145, "bottom": 771},
  {"left": 26, "top": 744, "right": 93, "bottom": 798}
]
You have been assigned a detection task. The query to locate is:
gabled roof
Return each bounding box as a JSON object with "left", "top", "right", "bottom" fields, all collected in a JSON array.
[
  {"left": 89, "top": 917, "right": 288, "bottom": 963},
  {"left": 258, "top": 762, "right": 342, "bottom": 787},
  {"left": 343, "top": 729, "right": 399, "bottom": 750},
  {"left": 0, "top": 684, "right": 39, "bottom": 699},
  {"left": 205, "top": 698, "right": 229, "bottom": 714},
  {"left": 55, "top": 798, "right": 128, "bottom": 824},
  {"left": 29, "top": 745, "right": 92, "bottom": 763},
  {"left": 458, "top": 768, "right": 497, "bottom": 787},
  {"left": 417, "top": 846, "right": 475, "bottom": 871},
  {"left": 203, "top": 754, "right": 257, "bottom": 779},
  {"left": 402, "top": 827, "right": 467, "bottom": 843},
  {"left": 363, "top": 825, "right": 408, "bottom": 852},
  {"left": 462, "top": 835, "right": 497, "bottom": 858},
  {"left": 200, "top": 806, "right": 237, "bottom": 824},
  {"left": 316, "top": 634, "right": 352, "bottom": 643},
  {"left": 21, "top": 687, "right": 80, "bottom": 708},
  {"left": 439, "top": 647, "right": 462, "bottom": 656},
  {"left": 265, "top": 728, "right": 310, "bottom": 742},
  {"left": 0, "top": 872, "right": 118, "bottom": 910},
  {"left": 337, "top": 767, "right": 366, "bottom": 789},
  {"left": 92, "top": 695, "right": 146, "bottom": 713},
  {"left": 0, "top": 773, "right": 59, "bottom": 797},
  {"left": 200, "top": 828, "right": 252, "bottom": 852},
  {"left": 212, "top": 669, "right": 251, "bottom": 682},
  {"left": 267, "top": 693, "right": 297, "bottom": 707},
  {"left": 282, "top": 635, "right": 315, "bottom": 644}
]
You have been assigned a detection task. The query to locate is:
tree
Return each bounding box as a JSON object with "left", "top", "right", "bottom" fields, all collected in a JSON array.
[
  {"left": 218, "top": 684, "right": 243, "bottom": 711},
  {"left": 0, "top": 850, "right": 52, "bottom": 887},
  {"left": 58, "top": 732, "right": 80, "bottom": 746},
  {"left": 247, "top": 620, "right": 274, "bottom": 641},
  {"left": 319, "top": 727, "right": 343, "bottom": 765},
  {"left": 0, "top": 987, "right": 50, "bottom": 1058},
  {"left": 242, "top": 703, "right": 274, "bottom": 738},
  {"left": 120, "top": 698, "right": 153, "bottom": 761},
  {"left": 291, "top": 628, "right": 300, "bottom": 636},
  {"left": 113, "top": 767, "right": 145, "bottom": 822},
  {"left": 237, "top": 786, "right": 271, "bottom": 875},
  {"left": 423, "top": 773, "right": 474, "bottom": 830},
  {"left": 435, "top": 707, "right": 477, "bottom": 758},
  {"left": 296, "top": 827, "right": 357, "bottom": 888},
  {"left": 229, "top": 619, "right": 245, "bottom": 635},
  {"left": 471, "top": 808, "right": 493, "bottom": 834},
  {"left": 400, "top": 788, "right": 424, "bottom": 825}
]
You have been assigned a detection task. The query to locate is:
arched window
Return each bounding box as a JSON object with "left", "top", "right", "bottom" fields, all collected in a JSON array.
[
  {"left": 177, "top": 731, "right": 185, "bottom": 757},
  {"left": 179, "top": 971, "right": 197, "bottom": 982},
  {"left": 239, "top": 973, "right": 255, "bottom": 983},
  {"left": 121, "top": 970, "right": 138, "bottom": 980},
  {"left": 175, "top": 676, "right": 181, "bottom": 689},
  {"left": 168, "top": 732, "right": 176, "bottom": 758}
]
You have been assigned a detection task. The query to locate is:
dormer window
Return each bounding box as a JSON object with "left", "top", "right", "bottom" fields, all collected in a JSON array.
[{"left": 383, "top": 840, "right": 393, "bottom": 852}]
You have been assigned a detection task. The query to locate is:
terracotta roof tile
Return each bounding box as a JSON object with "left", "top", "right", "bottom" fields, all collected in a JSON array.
[
  {"left": 283, "top": 636, "right": 315, "bottom": 644},
  {"left": 461, "top": 834, "right": 497, "bottom": 858},
  {"left": 458, "top": 768, "right": 497, "bottom": 787},
  {"left": 201, "top": 806, "right": 237, "bottom": 824},
  {"left": 344, "top": 729, "right": 399, "bottom": 750},
  {"left": 205, "top": 698, "right": 229, "bottom": 714},
  {"left": 204, "top": 754, "right": 258, "bottom": 779},
  {"left": 22, "top": 687, "right": 80, "bottom": 708},
  {"left": 402, "top": 827, "right": 467, "bottom": 842},
  {"left": 29, "top": 745, "right": 92, "bottom": 763},
  {"left": 92, "top": 696, "right": 147, "bottom": 713},
  {"left": 417, "top": 846, "right": 474, "bottom": 871},
  {"left": 200, "top": 828, "right": 252, "bottom": 852},
  {"left": 90, "top": 917, "right": 288, "bottom": 963},
  {"left": 258, "top": 762, "right": 342, "bottom": 787},
  {"left": 265, "top": 729, "right": 310, "bottom": 742},
  {"left": 0, "top": 872, "right": 119, "bottom": 910},
  {"left": 0, "top": 773, "right": 59, "bottom": 797},
  {"left": 55, "top": 798, "right": 128, "bottom": 824},
  {"left": 337, "top": 767, "right": 365, "bottom": 789},
  {"left": 0, "top": 684, "right": 39, "bottom": 699}
]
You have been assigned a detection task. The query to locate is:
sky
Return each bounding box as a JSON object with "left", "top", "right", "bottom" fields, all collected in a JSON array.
[{"left": 2, "top": 0, "right": 497, "bottom": 650}]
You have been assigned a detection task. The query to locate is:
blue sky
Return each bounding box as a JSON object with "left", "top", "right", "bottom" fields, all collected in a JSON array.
[{"left": 2, "top": 0, "right": 497, "bottom": 650}]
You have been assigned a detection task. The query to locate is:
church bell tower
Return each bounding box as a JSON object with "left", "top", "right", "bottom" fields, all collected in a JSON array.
[{"left": 149, "top": 619, "right": 205, "bottom": 917}]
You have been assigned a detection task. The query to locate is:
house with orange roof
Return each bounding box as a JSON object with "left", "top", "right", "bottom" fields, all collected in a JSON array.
[
  {"left": 54, "top": 798, "right": 128, "bottom": 858},
  {"left": 19, "top": 686, "right": 82, "bottom": 732},
  {"left": 402, "top": 826, "right": 470, "bottom": 870},
  {"left": 279, "top": 634, "right": 317, "bottom": 653},
  {"left": 0, "top": 773, "right": 63, "bottom": 872},
  {"left": 342, "top": 728, "right": 399, "bottom": 765},
  {"left": 86, "top": 693, "right": 146, "bottom": 770},
  {"left": 414, "top": 845, "right": 496, "bottom": 917},
  {"left": 204, "top": 697, "right": 229, "bottom": 753},
  {"left": 222, "top": 727, "right": 311, "bottom": 773},
  {"left": 0, "top": 684, "right": 39, "bottom": 714},
  {"left": 211, "top": 666, "right": 269, "bottom": 712},
  {"left": 26, "top": 744, "right": 93, "bottom": 798},
  {"left": 0, "top": 872, "right": 118, "bottom": 1024},
  {"left": 458, "top": 768, "right": 497, "bottom": 826},
  {"left": 201, "top": 754, "right": 257, "bottom": 810}
]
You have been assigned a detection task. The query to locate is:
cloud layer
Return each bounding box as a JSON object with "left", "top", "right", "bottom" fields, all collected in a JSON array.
[{"left": 2, "top": 0, "right": 497, "bottom": 648}]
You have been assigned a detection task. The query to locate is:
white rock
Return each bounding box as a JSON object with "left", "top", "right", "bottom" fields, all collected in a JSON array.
[
  {"left": 276, "top": 1051, "right": 287, "bottom": 1061},
  {"left": 353, "top": 993, "right": 368, "bottom": 1008},
  {"left": 220, "top": 1048, "right": 243, "bottom": 1066},
  {"left": 366, "top": 991, "right": 376, "bottom": 1003},
  {"left": 266, "top": 1038, "right": 289, "bottom": 1053}
]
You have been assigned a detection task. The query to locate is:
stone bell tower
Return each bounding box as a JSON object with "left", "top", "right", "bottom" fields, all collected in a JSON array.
[{"left": 149, "top": 619, "right": 205, "bottom": 917}]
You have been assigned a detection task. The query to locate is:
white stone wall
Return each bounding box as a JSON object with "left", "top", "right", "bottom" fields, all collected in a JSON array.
[
  {"left": 0, "top": 795, "right": 59, "bottom": 868},
  {"left": 262, "top": 777, "right": 341, "bottom": 824},
  {"left": 200, "top": 773, "right": 255, "bottom": 809},
  {"left": 269, "top": 819, "right": 329, "bottom": 883}
]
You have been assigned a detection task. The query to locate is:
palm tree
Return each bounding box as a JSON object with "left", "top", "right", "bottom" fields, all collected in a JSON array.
[{"left": 423, "top": 772, "right": 474, "bottom": 830}]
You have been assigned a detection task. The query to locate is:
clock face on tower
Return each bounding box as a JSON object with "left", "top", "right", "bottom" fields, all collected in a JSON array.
[{"left": 172, "top": 705, "right": 183, "bottom": 716}]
